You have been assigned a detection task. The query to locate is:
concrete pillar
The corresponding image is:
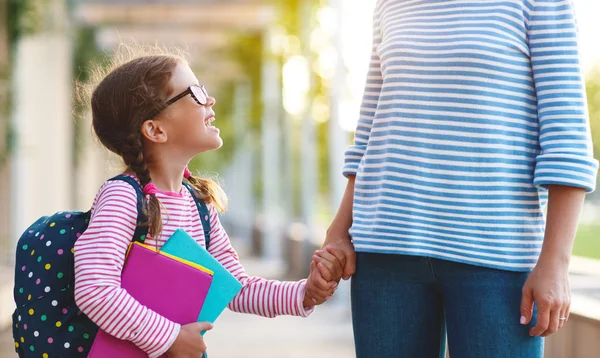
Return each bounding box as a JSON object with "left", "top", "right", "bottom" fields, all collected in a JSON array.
[
  {"left": 10, "top": 0, "right": 74, "bottom": 243},
  {"left": 299, "top": 1, "right": 318, "bottom": 239},
  {"left": 261, "top": 31, "right": 284, "bottom": 262},
  {"left": 0, "top": 0, "right": 11, "bottom": 263}
]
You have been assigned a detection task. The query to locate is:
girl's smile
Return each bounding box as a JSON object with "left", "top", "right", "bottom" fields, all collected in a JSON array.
[{"left": 204, "top": 112, "right": 219, "bottom": 134}]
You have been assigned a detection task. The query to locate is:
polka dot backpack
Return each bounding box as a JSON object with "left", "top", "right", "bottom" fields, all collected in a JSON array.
[{"left": 12, "top": 174, "right": 212, "bottom": 358}]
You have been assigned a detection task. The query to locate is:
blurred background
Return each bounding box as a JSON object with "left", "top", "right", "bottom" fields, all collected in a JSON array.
[{"left": 0, "top": 0, "right": 598, "bottom": 357}]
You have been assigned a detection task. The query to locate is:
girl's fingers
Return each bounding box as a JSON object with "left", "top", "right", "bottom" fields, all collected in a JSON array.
[
  {"left": 315, "top": 260, "right": 333, "bottom": 281},
  {"left": 310, "top": 260, "right": 337, "bottom": 291},
  {"left": 312, "top": 256, "right": 335, "bottom": 280},
  {"left": 308, "top": 271, "right": 335, "bottom": 299},
  {"left": 312, "top": 269, "right": 333, "bottom": 291},
  {"left": 315, "top": 250, "right": 344, "bottom": 278},
  {"left": 324, "top": 247, "right": 347, "bottom": 268}
]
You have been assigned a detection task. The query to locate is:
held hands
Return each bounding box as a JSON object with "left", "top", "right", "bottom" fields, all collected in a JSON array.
[
  {"left": 304, "top": 248, "right": 346, "bottom": 309},
  {"left": 304, "top": 229, "right": 356, "bottom": 309},
  {"left": 322, "top": 230, "right": 356, "bottom": 281},
  {"left": 166, "top": 322, "right": 213, "bottom": 358}
]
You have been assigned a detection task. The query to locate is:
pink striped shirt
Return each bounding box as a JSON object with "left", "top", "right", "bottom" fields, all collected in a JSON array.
[{"left": 74, "top": 177, "right": 311, "bottom": 357}]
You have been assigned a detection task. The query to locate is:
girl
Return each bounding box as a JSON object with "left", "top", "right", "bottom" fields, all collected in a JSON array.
[
  {"left": 318, "top": 0, "right": 598, "bottom": 357},
  {"left": 74, "top": 47, "right": 341, "bottom": 358}
]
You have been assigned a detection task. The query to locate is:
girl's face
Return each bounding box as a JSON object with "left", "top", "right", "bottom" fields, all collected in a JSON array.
[{"left": 148, "top": 62, "right": 223, "bottom": 157}]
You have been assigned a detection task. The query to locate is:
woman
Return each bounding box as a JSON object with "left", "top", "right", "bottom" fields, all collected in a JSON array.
[{"left": 318, "top": 0, "right": 598, "bottom": 357}]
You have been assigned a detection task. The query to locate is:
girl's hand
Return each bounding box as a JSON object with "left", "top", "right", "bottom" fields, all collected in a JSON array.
[
  {"left": 166, "top": 322, "right": 213, "bottom": 358},
  {"left": 303, "top": 254, "right": 342, "bottom": 308},
  {"left": 313, "top": 248, "right": 346, "bottom": 282},
  {"left": 520, "top": 259, "right": 571, "bottom": 337}
]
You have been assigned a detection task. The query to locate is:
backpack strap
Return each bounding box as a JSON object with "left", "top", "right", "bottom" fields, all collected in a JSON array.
[
  {"left": 107, "top": 175, "right": 212, "bottom": 249},
  {"left": 107, "top": 175, "right": 149, "bottom": 244},
  {"left": 182, "top": 182, "right": 211, "bottom": 250}
]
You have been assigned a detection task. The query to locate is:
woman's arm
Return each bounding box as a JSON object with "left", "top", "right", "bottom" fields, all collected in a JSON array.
[
  {"left": 321, "top": 4, "right": 385, "bottom": 281},
  {"left": 520, "top": 0, "right": 599, "bottom": 337},
  {"left": 521, "top": 185, "right": 585, "bottom": 336},
  {"left": 323, "top": 175, "right": 356, "bottom": 280}
]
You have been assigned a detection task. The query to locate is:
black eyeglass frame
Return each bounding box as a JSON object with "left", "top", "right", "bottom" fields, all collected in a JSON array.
[{"left": 146, "top": 84, "right": 208, "bottom": 120}]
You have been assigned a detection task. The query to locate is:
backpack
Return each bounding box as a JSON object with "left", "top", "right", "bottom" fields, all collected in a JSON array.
[{"left": 12, "top": 174, "right": 212, "bottom": 358}]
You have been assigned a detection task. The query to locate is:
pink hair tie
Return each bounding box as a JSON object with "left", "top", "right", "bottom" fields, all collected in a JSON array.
[
  {"left": 143, "top": 183, "right": 158, "bottom": 196},
  {"left": 183, "top": 167, "right": 192, "bottom": 179}
]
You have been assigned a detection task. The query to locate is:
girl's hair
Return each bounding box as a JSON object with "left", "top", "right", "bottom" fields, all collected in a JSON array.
[{"left": 82, "top": 44, "right": 227, "bottom": 238}]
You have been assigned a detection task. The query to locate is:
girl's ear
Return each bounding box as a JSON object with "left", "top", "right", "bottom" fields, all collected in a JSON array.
[{"left": 141, "top": 120, "right": 168, "bottom": 144}]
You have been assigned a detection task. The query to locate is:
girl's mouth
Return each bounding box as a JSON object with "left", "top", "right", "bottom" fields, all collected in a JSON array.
[
  {"left": 205, "top": 114, "right": 219, "bottom": 133},
  {"left": 205, "top": 115, "right": 216, "bottom": 128}
]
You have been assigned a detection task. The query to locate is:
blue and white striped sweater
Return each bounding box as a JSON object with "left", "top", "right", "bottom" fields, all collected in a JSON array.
[{"left": 344, "top": 0, "right": 599, "bottom": 271}]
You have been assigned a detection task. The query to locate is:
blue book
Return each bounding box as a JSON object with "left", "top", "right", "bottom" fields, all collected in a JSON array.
[{"left": 161, "top": 228, "right": 242, "bottom": 334}]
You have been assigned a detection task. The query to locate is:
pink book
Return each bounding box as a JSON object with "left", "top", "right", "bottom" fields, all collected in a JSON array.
[{"left": 88, "top": 242, "right": 214, "bottom": 358}]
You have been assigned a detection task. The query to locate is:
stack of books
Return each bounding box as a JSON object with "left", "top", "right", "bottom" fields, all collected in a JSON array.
[{"left": 88, "top": 229, "right": 243, "bottom": 357}]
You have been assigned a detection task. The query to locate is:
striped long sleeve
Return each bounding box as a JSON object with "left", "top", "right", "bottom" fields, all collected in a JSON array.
[
  {"left": 526, "top": 0, "right": 599, "bottom": 191},
  {"left": 74, "top": 177, "right": 312, "bottom": 358},
  {"left": 343, "top": 0, "right": 598, "bottom": 272},
  {"left": 206, "top": 205, "right": 312, "bottom": 318}
]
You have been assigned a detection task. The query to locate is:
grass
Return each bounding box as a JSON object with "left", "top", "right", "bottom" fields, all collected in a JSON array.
[{"left": 573, "top": 225, "right": 600, "bottom": 260}]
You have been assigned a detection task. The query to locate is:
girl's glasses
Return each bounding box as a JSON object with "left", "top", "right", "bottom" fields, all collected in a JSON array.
[{"left": 146, "top": 85, "right": 208, "bottom": 120}]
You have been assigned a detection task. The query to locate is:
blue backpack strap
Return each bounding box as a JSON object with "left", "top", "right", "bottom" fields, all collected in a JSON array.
[
  {"left": 182, "top": 182, "right": 211, "bottom": 249},
  {"left": 107, "top": 175, "right": 149, "bottom": 243}
]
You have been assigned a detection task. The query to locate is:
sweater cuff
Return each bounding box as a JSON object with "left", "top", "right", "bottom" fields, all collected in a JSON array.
[
  {"left": 343, "top": 145, "right": 366, "bottom": 177},
  {"left": 295, "top": 279, "right": 315, "bottom": 318},
  {"left": 533, "top": 152, "right": 599, "bottom": 193}
]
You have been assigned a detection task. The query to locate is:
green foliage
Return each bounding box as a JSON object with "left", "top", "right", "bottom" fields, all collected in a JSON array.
[
  {"left": 272, "top": 0, "right": 302, "bottom": 35},
  {"left": 573, "top": 225, "right": 600, "bottom": 260},
  {"left": 7, "top": 0, "right": 47, "bottom": 44},
  {"left": 585, "top": 67, "right": 600, "bottom": 192},
  {"left": 586, "top": 67, "right": 600, "bottom": 159},
  {"left": 71, "top": 26, "right": 106, "bottom": 168}
]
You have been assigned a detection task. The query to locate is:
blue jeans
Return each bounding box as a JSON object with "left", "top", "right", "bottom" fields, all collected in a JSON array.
[{"left": 351, "top": 253, "right": 544, "bottom": 358}]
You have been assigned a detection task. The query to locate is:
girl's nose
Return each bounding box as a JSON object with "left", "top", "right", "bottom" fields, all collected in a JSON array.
[{"left": 206, "top": 96, "right": 216, "bottom": 106}]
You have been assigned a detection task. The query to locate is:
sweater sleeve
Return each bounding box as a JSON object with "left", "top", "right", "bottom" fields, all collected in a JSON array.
[
  {"left": 343, "top": 5, "right": 384, "bottom": 177},
  {"left": 206, "top": 205, "right": 313, "bottom": 318},
  {"left": 526, "top": 0, "right": 599, "bottom": 192},
  {"left": 73, "top": 181, "right": 180, "bottom": 358}
]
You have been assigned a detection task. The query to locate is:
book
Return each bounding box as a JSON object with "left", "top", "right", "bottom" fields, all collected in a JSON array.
[
  {"left": 88, "top": 242, "right": 214, "bottom": 358},
  {"left": 161, "top": 228, "right": 243, "bottom": 333}
]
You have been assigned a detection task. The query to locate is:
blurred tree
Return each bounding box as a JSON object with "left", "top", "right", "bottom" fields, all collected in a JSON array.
[
  {"left": 0, "top": 0, "right": 9, "bottom": 168},
  {"left": 586, "top": 67, "right": 600, "bottom": 158},
  {"left": 71, "top": 27, "right": 104, "bottom": 166},
  {"left": 201, "top": 0, "right": 325, "bottom": 209},
  {"left": 585, "top": 67, "right": 600, "bottom": 192},
  {"left": 2, "top": 0, "right": 48, "bottom": 167},
  {"left": 189, "top": 32, "right": 263, "bottom": 188},
  {"left": 7, "top": 0, "right": 47, "bottom": 44}
]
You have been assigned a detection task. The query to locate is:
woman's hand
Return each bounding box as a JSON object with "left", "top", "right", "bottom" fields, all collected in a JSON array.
[
  {"left": 166, "top": 322, "right": 213, "bottom": 358},
  {"left": 322, "top": 231, "right": 356, "bottom": 281},
  {"left": 321, "top": 174, "right": 357, "bottom": 281},
  {"left": 520, "top": 185, "right": 584, "bottom": 337},
  {"left": 520, "top": 259, "right": 571, "bottom": 337}
]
